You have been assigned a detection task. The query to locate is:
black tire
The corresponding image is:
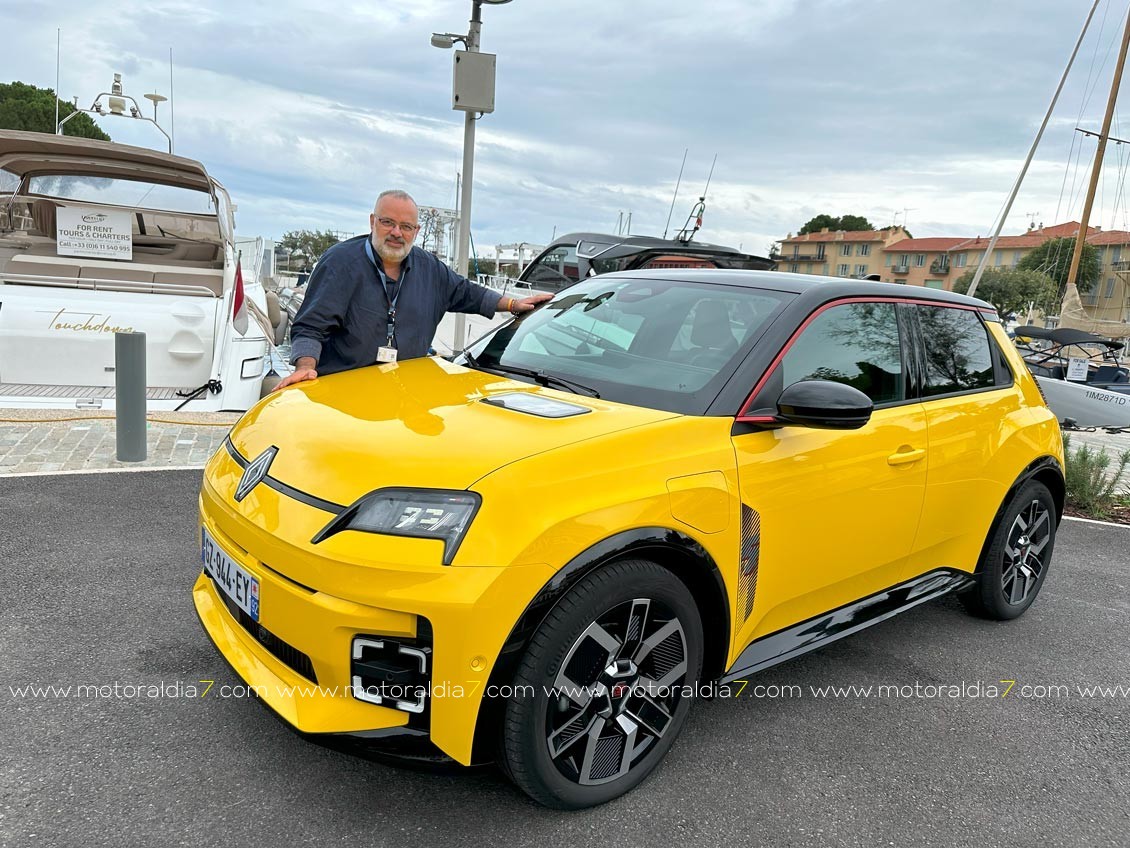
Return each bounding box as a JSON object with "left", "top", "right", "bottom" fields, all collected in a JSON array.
[
  {"left": 497, "top": 559, "right": 703, "bottom": 809},
  {"left": 962, "top": 480, "right": 1057, "bottom": 620}
]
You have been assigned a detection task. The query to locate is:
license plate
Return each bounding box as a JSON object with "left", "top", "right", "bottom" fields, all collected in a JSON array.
[{"left": 201, "top": 527, "right": 260, "bottom": 621}]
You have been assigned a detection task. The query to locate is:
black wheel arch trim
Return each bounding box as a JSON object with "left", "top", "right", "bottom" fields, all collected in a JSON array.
[
  {"left": 970, "top": 454, "right": 1064, "bottom": 579},
  {"left": 469, "top": 526, "right": 730, "bottom": 765}
]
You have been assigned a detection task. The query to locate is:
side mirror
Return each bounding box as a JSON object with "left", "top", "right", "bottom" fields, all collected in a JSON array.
[{"left": 775, "top": 380, "right": 873, "bottom": 430}]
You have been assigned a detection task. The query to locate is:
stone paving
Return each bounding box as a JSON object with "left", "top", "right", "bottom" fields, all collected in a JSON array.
[{"left": 0, "top": 409, "right": 238, "bottom": 475}]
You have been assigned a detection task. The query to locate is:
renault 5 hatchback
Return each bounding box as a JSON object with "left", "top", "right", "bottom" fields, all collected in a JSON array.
[{"left": 194, "top": 270, "right": 1064, "bottom": 809}]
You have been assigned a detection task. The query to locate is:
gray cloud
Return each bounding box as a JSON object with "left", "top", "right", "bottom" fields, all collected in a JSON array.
[{"left": 5, "top": 0, "right": 1124, "bottom": 256}]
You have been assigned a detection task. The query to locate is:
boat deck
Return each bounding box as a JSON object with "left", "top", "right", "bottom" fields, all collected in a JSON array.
[{"left": 0, "top": 383, "right": 188, "bottom": 400}]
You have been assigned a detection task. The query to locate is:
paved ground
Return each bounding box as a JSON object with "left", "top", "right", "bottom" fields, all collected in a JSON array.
[
  {"left": 1, "top": 470, "right": 1127, "bottom": 847},
  {"left": 0, "top": 409, "right": 237, "bottom": 475}
]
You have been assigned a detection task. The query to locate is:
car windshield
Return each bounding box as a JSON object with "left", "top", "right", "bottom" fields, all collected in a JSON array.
[
  {"left": 27, "top": 174, "right": 215, "bottom": 215},
  {"left": 465, "top": 276, "right": 791, "bottom": 414}
]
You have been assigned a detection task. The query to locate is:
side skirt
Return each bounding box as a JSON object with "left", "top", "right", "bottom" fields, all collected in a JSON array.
[{"left": 721, "top": 569, "right": 974, "bottom": 683}]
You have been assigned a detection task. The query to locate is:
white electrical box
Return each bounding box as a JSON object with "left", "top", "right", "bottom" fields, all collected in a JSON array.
[{"left": 452, "top": 50, "right": 496, "bottom": 113}]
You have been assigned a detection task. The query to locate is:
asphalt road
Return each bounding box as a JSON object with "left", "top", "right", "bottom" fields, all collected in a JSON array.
[{"left": 2, "top": 470, "right": 1128, "bottom": 847}]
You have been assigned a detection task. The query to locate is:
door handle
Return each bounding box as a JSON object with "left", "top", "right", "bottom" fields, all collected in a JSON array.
[{"left": 887, "top": 447, "right": 926, "bottom": 466}]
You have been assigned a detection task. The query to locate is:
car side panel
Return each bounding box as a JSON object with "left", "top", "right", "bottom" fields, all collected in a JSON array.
[{"left": 730, "top": 404, "right": 929, "bottom": 649}]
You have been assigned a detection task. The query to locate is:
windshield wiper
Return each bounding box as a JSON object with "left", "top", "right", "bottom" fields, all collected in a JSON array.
[{"left": 462, "top": 355, "right": 600, "bottom": 397}]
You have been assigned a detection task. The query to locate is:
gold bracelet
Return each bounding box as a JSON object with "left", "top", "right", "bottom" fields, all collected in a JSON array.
[{"left": 505, "top": 297, "right": 514, "bottom": 313}]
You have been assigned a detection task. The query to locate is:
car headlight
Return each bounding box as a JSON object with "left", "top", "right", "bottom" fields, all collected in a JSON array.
[{"left": 312, "top": 488, "right": 481, "bottom": 565}]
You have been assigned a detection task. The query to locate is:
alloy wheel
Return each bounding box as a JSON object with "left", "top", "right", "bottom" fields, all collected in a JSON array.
[
  {"left": 545, "top": 597, "right": 689, "bottom": 786},
  {"left": 1002, "top": 497, "right": 1052, "bottom": 605}
]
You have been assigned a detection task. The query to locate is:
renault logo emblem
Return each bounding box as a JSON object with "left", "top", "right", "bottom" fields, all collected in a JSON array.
[{"left": 235, "top": 446, "right": 278, "bottom": 502}]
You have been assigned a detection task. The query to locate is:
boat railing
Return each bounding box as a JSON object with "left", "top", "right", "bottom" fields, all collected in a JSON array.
[
  {"left": 0, "top": 271, "right": 219, "bottom": 297},
  {"left": 475, "top": 273, "right": 544, "bottom": 296}
]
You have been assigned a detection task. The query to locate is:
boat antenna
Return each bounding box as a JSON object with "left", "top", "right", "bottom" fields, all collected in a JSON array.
[
  {"left": 674, "top": 154, "right": 716, "bottom": 243},
  {"left": 169, "top": 47, "right": 175, "bottom": 153},
  {"left": 1064, "top": 4, "right": 1130, "bottom": 294},
  {"left": 664, "top": 148, "right": 688, "bottom": 239},
  {"left": 54, "top": 29, "right": 60, "bottom": 134},
  {"left": 967, "top": 0, "right": 1101, "bottom": 298}
]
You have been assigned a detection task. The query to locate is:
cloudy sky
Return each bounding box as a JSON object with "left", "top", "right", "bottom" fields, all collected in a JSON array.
[{"left": 8, "top": 0, "right": 1130, "bottom": 257}]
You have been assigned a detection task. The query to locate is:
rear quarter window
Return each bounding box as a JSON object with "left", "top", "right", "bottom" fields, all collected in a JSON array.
[{"left": 917, "top": 305, "right": 997, "bottom": 396}]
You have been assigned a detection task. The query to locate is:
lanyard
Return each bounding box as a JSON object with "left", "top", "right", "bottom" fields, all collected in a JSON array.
[{"left": 364, "top": 239, "right": 403, "bottom": 345}]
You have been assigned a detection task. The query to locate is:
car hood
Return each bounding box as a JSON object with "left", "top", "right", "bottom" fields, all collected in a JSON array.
[{"left": 227, "top": 356, "right": 678, "bottom": 507}]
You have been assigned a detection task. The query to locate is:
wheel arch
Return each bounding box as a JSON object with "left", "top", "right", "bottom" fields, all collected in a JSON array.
[
  {"left": 973, "top": 455, "right": 1064, "bottom": 576},
  {"left": 469, "top": 526, "right": 731, "bottom": 764}
]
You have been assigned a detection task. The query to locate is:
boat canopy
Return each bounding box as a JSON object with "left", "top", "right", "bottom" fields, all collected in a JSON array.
[
  {"left": 1015, "top": 325, "right": 1125, "bottom": 351},
  {"left": 0, "top": 130, "right": 213, "bottom": 192}
]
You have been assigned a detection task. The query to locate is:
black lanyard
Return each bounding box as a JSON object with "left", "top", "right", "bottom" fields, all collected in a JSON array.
[{"left": 364, "top": 239, "right": 402, "bottom": 346}]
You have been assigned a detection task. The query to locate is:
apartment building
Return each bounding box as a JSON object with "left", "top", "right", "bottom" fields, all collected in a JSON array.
[
  {"left": 776, "top": 221, "right": 1130, "bottom": 322},
  {"left": 776, "top": 227, "right": 910, "bottom": 279}
]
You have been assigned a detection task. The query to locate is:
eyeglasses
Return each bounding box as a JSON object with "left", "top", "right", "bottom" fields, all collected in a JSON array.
[{"left": 376, "top": 217, "right": 420, "bottom": 234}]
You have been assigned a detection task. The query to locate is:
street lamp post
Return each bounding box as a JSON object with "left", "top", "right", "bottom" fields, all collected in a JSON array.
[{"left": 432, "top": 0, "right": 511, "bottom": 352}]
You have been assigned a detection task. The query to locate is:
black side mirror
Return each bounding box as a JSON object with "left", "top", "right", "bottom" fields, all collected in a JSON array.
[{"left": 776, "top": 380, "right": 873, "bottom": 430}]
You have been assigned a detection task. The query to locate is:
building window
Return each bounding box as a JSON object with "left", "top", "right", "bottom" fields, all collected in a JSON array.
[
  {"left": 816, "top": 246, "right": 826, "bottom": 260},
  {"left": 994, "top": 250, "right": 1003, "bottom": 266},
  {"left": 855, "top": 264, "right": 868, "bottom": 276},
  {"left": 925, "top": 280, "right": 944, "bottom": 290},
  {"left": 1012, "top": 251, "right": 1023, "bottom": 266},
  {"left": 790, "top": 263, "right": 799, "bottom": 273},
  {"left": 914, "top": 254, "right": 926, "bottom": 267},
  {"left": 792, "top": 246, "right": 799, "bottom": 258},
  {"left": 1106, "top": 277, "right": 1116, "bottom": 298},
  {"left": 837, "top": 264, "right": 850, "bottom": 276},
  {"left": 1114, "top": 247, "right": 1123, "bottom": 263},
  {"left": 955, "top": 254, "right": 967, "bottom": 267},
  {"left": 840, "top": 244, "right": 852, "bottom": 257},
  {"left": 884, "top": 254, "right": 892, "bottom": 266},
  {"left": 858, "top": 244, "right": 871, "bottom": 256}
]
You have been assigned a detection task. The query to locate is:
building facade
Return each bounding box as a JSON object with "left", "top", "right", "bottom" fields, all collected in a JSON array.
[{"left": 776, "top": 222, "right": 1130, "bottom": 322}]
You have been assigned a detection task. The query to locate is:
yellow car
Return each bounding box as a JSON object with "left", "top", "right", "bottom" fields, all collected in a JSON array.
[{"left": 195, "top": 270, "right": 1064, "bottom": 809}]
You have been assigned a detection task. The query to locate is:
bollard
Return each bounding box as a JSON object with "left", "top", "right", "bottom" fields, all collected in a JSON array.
[{"left": 115, "top": 331, "right": 147, "bottom": 462}]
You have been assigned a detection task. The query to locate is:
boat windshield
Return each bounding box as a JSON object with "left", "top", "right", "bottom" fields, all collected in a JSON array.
[
  {"left": 26, "top": 175, "right": 215, "bottom": 215},
  {"left": 463, "top": 276, "right": 791, "bottom": 415}
]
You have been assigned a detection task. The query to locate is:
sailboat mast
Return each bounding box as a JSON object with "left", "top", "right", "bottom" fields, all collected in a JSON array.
[{"left": 1066, "top": 5, "right": 1130, "bottom": 290}]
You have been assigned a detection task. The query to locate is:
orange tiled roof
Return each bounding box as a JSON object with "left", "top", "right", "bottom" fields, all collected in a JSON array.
[
  {"left": 1086, "top": 229, "right": 1130, "bottom": 245},
  {"left": 951, "top": 234, "right": 1050, "bottom": 250},
  {"left": 780, "top": 229, "right": 900, "bottom": 244},
  {"left": 883, "top": 238, "right": 968, "bottom": 252},
  {"left": 1029, "top": 221, "right": 1096, "bottom": 238}
]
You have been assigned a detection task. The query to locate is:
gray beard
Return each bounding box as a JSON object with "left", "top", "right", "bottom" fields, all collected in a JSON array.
[{"left": 375, "top": 238, "right": 411, "bottom": 263}]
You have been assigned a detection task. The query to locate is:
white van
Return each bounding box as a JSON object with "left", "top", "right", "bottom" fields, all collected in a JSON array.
[{"left": 0, "top": 129, "right": 273, "bottom": 411}]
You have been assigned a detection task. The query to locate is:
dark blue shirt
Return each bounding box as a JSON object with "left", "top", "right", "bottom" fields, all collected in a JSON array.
[{"left": 289, "top": 235, "right": 501, "bottom": 375}]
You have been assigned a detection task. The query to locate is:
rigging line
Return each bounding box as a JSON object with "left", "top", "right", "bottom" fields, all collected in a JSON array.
[
  {"left": 1054, "top": 130, "right": 1081, "bottom": 224},
  {"left": 968, "top": 0, "right": 1102, "bottom": 298},
  {"left": 1077, "top": 0, "right": 1114, "bottom": 122}
]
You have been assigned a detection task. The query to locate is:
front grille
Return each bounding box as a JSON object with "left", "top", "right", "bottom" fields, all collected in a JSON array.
[{"left": 212, "top": 577, "right": 318, "bottom": 683}]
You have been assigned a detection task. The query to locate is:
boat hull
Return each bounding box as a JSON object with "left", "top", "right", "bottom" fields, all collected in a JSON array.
[{"left": 1035, "top": 375, "right": 1130, "bottom": 428}]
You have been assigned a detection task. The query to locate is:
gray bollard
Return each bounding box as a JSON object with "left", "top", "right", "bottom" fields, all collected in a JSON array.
[{"left": 115, "top": 331, "right": 147, "bottom": 462}]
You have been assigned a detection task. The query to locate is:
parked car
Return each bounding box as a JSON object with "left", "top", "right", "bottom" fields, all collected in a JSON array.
[{"left": 195, "top": 269, "right": 1064, "bottom": 808}]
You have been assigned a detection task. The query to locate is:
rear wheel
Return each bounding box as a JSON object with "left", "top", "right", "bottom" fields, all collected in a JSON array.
[
  {"left": 962, "top": 480, "right": 1057, "bottom": 620},
  {"left": 498, "top": 560, "right": 703, "bottom": 809}
]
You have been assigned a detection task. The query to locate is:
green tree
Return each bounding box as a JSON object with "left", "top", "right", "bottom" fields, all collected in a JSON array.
[
  {"left": 1015, "top": 237, "right": 1100, "bottom": 297},
  {"left": 952, "top": 267, "right": 1057, "bottom": 317},
  {"left": 0, "top": 81, "right": 110, "bottom": 140},
  {"left": 279, "top": 229, "right": 342, "bottom": 267},
  {"left": 798, "top": 213, "right": 874, "bottom": 235}
]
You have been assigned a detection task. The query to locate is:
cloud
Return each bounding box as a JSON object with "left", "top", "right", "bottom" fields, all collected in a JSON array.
[{"left": 4, "top": 0, "right": 1123, "bottom": 254}]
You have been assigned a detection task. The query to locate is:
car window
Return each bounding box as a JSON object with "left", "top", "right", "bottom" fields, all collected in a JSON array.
[
  {"left": 467, "top": 277, "right": 790, "bottom": 414},
  {"left": 523, "top": 244, "right": 580, "bottom": 291},
  {"left": 917, "top": 305, "right": 996, "bottom": 396},
  {"left": 778, "top": 302, "right": 905, "bottom": 404}
]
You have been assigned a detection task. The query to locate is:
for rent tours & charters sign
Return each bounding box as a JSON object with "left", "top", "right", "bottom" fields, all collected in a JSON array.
[{"left": 56, "top": 206, "right": 132, "bottom": 260}]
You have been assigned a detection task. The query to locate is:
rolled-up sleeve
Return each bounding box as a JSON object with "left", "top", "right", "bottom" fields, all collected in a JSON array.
[{"left": 289, "top": 264, "right": 345, "bottom": 365}]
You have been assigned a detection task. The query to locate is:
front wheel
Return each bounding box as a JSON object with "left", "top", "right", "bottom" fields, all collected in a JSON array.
[
  {"left": 498, "top": 559, "right": 703, "bottom": 809},
  {"left": 962, "top": 480, "right": 1057, "bottom": 620}
]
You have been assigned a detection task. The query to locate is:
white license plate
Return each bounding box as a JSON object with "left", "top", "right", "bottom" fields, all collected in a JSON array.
[{"left": 201, "top": 527, "right": 260, "bottom": 621}]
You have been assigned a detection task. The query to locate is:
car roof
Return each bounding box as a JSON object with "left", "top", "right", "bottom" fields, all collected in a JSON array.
[
  {"left": 551, "top": 231, "right": 759, "bottom": 258},
  {"left": 593, "top": 268, "right": 998, "bottom": 311}
]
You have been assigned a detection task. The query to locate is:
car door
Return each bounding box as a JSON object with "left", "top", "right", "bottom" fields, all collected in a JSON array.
[
  {"left": 905, "top": 303, "right": 1023, "bottom": 577},
  {"left": 730, "top": 300, "right": 928, "bottom": 648}
]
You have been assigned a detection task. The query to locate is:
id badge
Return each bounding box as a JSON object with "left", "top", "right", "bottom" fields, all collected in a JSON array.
[{"left": 377, "top": 346, "right": 398, "bottom": 364}]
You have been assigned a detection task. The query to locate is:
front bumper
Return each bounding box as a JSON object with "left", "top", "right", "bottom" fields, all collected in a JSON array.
[{"left": 194, "top": 452, "right": 554, "bottom": 765}]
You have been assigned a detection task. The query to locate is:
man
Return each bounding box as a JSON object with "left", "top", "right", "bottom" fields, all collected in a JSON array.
[{"left": 276, "top": 189, "right": 550, "bottom": 389}]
